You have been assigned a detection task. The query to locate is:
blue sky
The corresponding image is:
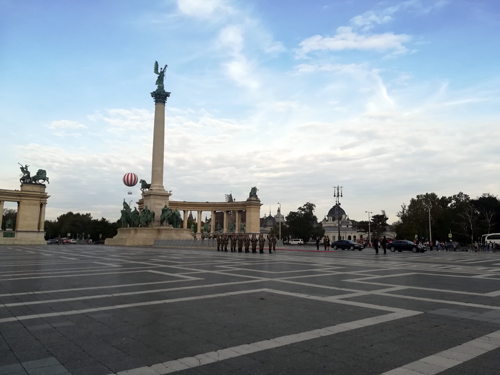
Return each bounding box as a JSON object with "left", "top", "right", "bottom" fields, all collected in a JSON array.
[{"left": 1, "top": 0, "right": 499, "bottom": 224}]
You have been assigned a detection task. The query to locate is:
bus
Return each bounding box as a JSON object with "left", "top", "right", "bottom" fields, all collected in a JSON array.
[{"left": 481, "top": 233, "right": 500, "bottom": 246}]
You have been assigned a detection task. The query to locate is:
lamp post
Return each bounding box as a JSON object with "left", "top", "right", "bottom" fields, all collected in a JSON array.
[
  {"left": 424, "top": 201, "right": 432, "bottom": 247},
  {"left": 365, "top": 211, "right": 372, "bottom": 247},
  {"left": 333, "top": 186, "right": 342, "bottom": 240},
  {"left": 277, "top": 202, "right": 282, "bottom": 240}
]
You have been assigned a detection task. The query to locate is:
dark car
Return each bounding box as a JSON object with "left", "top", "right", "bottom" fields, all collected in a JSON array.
[
  {"left": 389, "top": 240, "right": 426, "bottom": 253},
  {"left": 332, "top": 240, "right": 363, "bottom": 251}
]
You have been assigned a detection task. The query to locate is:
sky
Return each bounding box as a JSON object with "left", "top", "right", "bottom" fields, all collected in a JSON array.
[{"left": 1, "top": 0, "right": 499, "bottom": 224}]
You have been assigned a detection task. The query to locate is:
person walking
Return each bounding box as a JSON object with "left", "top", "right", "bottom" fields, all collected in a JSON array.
[
  {"left": 373, "top": 237, "right": 379, "bottom": 254},
  {"left": 316, "top": 237, "right": 320, "bottom": 250},
  {"left": 381, "top": 236, "right": 387, "bottom": 255}
]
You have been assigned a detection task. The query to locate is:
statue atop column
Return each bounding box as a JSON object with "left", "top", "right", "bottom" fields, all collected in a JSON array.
[{"left": 151, "top": 61, "right": 171, "bottom": 103}]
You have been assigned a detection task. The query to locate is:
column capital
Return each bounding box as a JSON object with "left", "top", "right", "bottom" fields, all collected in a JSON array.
[{"left": 151, "top": 89, "right": 171, "bottom": 104}]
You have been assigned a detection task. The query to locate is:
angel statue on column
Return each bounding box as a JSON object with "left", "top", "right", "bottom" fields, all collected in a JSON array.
[{"left": 154, "top": 61, "right": 168, "bottom": 90}]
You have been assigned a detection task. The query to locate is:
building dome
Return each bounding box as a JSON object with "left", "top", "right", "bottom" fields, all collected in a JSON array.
[{"left": 327, "top": 204, "right": 346, "bottom": 220}]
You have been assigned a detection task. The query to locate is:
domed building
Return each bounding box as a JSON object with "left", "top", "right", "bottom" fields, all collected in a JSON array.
[{"left": 322, "top": 203, "right": 364, "bottom": 242}]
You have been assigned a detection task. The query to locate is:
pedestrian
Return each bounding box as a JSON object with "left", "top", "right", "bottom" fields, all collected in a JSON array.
[
  {"left": 323, "top": 236, "right": 328, "bottom": 251},
  {"left": 327, "top": 236, "right": 330, "bottom": 251},
  {"left": 373, "top": 237, "right": 379, "bottom": 254},
  {"left": 381, "top": 236, "right": 387, "bottom": 254},
  {"left": 316, "top": 236, "right": 320, "bottom": 250}
]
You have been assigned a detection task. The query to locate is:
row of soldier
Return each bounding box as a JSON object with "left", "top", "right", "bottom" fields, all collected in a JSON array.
[{"left": 215, "top": 233, "right": 277, "bottom": 253}]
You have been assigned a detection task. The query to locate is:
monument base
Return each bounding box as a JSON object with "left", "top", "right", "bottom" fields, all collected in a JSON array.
[
  {"left": 0, "top": 230, "right": 46, "bottom": 245},
  {"left": 105, "top": 227, "right": 193, "bottom": 247}
]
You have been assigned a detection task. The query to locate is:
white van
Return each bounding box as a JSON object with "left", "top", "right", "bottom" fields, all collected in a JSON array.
[{"left": 289, "top": 238, "right": 304, "bottom": 245}]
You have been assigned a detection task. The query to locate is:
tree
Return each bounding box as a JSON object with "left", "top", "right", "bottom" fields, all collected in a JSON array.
[
  {"left": 450, "top": 192, "right": 478, "bottom": 245},
  {"left": 286, "top": 202, "right": 322, "bottom": 243},
  {"left": 371, "top": 214, "right": 388, "bottom": 238},
  {"left": 44, "top": 212, "right": 118, "bottom": 241},
  {"left": 472, "top": 193, "right": 499, "bottom": 235}
]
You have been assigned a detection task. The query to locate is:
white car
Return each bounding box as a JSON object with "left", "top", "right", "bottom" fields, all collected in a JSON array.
[{"left": 289, "top": 238, "right": 304, "bottom": 245}]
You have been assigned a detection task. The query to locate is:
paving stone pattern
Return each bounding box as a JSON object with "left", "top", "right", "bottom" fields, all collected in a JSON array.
[{"left": 1, "top": 245, "right": 500, "bottom": 374}]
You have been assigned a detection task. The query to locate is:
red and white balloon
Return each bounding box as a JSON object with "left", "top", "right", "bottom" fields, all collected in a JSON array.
[{"left": 123, "top": 173, "right": 138, "bottom": 187}]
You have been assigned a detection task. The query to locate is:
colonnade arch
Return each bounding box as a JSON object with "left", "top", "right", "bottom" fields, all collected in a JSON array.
[{"left": 0, "top": 184, "right": 50, "bottom": 245}]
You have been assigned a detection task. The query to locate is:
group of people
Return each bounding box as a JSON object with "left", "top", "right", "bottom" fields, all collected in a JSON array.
[{"left": 215, "top": 233, "right": 277, "bottom": 254}]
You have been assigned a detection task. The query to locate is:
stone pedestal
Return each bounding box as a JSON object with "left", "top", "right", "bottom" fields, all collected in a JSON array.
[
  {"left": 141, "top": 189, "right": 172, "bottom": 226},
  {"left": 105, "top": 227, "right": 193, "bottom": 247},
  {"left": 245, "top": 196, "right": 262, "bottom": 234}
]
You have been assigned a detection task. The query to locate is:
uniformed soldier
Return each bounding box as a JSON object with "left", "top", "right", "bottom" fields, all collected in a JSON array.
[
  {"left": 223, "top": 234, "right": 229, "bottom": 252},
  {"left": 251, "top": 234, "right": 258, "bottom": 253},
  {"left": 258, "top": 234, "right": 265, "bottom": 254},
  {"left": 238, "top": 234, "right": 243, "bottom": 252},
  {"left": 268, "top": 235, "right": 273, "bottom": 253},
  {"left": 272, "top": 235, "right": 277, "bottom": 252},
  {"left": 244, "top": 234, "right": 250, "bottom": 253},
  {"left": 230, "top": 234, "right": 236, "bottom": 252},
  {"left": 216, "top": 234, "right": 221, "bottom": 251}
]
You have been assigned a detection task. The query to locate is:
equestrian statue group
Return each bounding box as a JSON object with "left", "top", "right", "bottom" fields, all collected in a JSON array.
[
  {"left": 120, "top": 201, "right": 182, "bottom": 229},
  {"left": 19, "top": 163, "right": 49, "bottom": 185}
]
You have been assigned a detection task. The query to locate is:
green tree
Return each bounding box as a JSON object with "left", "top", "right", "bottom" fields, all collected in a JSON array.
[{"left": 286, "top": 202, "right": 322, "bottom": 243}]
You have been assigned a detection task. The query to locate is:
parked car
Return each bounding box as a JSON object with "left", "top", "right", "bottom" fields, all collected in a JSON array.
[
  {"left": 389, "top": 240, "right": 426, "bottom": 253},
  {"left": 46, "top": 238, "right": 58, "bottom": 245},
  {"left": 332, "top": 240, "right": 363, "bottom": 251},
  {"left": 68, "top": 239, "right": 77, "bottom": 244},
  {"left": 289, "top": 238, "right": 304, "bottom": 245}
]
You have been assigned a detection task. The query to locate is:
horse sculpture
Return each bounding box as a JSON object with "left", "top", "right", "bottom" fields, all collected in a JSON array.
[
  {"left": 160, "top": 205, "right": 172, "bottom": 226},
  {"left": 139, "top": 179, "right": 151, "bottom": 192},
  {"left": 120, "top": 201, "right": 132, "bottom": 228},
  {"left": 31, "top": 169, "right": 50, "bottom": 184}
]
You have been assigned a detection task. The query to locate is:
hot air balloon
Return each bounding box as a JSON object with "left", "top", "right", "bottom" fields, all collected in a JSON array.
[{"left": 123, "top": 173, "right": 138, "bottom": 187}]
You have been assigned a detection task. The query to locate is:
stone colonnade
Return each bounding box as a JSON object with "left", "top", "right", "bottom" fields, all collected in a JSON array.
[
  {"left": 138, "top": 198, "right": 262, "bottom": 235},
  {"left": 0, "top": 184, "right": 50, "bottom": 245}
]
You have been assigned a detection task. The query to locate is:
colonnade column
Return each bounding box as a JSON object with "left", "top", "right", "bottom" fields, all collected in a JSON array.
[
  {"left": 183, "top": 210, "right": 188, "bottom": 229},
  {"left": 223, "top": 211, "right": 228, "bottom": 233},
  {"left": 197, "top": 210, "right": 202, "bottom": 234},
  {"left": 211, "top": 211, "right": 216, "bottom": 233},
  {"left": 235, "top": 210, "right": 241, "bottom": 233},
  {"left": 38, "top": 203, "right": 46, "bottom": 231}
]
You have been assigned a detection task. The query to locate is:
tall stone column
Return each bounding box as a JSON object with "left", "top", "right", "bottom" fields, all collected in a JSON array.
[
  {"left": 143, "top": 87, "right": 171, "bottom": 225},
  {"left": 223, "top": 211, "right": 228, "bottom": 233},
  {"left": 150, "top": 97, "right": 168, "bottom": 191},
  {"left": 183, "top": 210, "right": 188, "bottom": 229}
]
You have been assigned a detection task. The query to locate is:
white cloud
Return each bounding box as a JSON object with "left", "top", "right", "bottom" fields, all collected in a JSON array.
[
  {"left": 297, "top": 27, "right": 410, "bottom": 57},
  {"left": 48, "top": 120, "right": 87, "bottom": 130},
  {"left": 177, "top": 0, "right": 229, "bottom": 19},
  {"left": 217, "top": 25, "right": 244, "bottom": 55}
]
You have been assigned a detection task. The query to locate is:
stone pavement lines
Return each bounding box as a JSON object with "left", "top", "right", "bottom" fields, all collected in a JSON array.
[
  {"left": 0, "top": 288, "right": 270, "bottom": 323},
  {"left": 112, "top": 310, "right": 422, "bottom": 374},
  {"left": 345, "top": 272, "right": 500, "bottom": 297},
  {"left": 381, "top": 329, "right": 500, "bottom": 375},
  {"left": 0, "top": 279, "right": 197, "bottom": 298}
]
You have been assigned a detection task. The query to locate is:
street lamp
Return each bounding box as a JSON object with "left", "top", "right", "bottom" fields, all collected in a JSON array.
[
  {"left": 424, "top": 201, "right": 432, "bottom": 247},
  {"left": 277, "top": 202, "right": 282, "bottom": 240},
  {"left": 365, "top": 211, "right": 372, "bottom": 247},
  {"left": 333, "top": 186, "right": 342, "bottom": 240}
]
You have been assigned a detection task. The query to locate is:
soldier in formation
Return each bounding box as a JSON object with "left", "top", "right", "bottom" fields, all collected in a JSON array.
[
  {"left": 223, "top": 234, "right": 229, "bottom": 252},
  {"left": 216, "top": 234, "right": 221, "bottom": 251},
  {"left": 244, "top": 234, "right": 251, "bottom": 253},
  {"left": 238, "top": 234, "right": 243, "bottom": 252},
  {"left": 258, "top": 234, "right": 265, "bottom": 254},
  {"left": 230, "top": 234, "right": 237, "bottom": 252},
  {"left": 251, "top": 234, "right": 258, "bottom": 253}
]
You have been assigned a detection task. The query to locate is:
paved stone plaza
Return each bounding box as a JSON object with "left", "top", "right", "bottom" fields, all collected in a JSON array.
[{"left": 1, "top": 245, "right": 500, "bottom": 375}]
